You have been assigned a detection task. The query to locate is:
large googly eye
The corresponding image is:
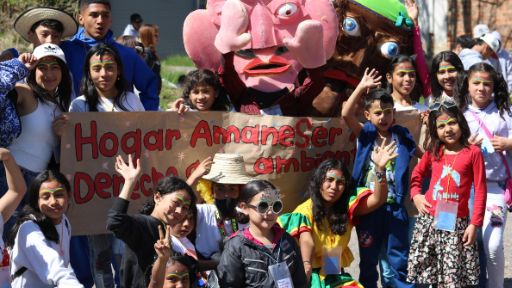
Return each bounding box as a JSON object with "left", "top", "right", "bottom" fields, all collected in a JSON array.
[
  {"left": 277, "top": 3, "right": 298, "bottom": 18},
  {"left": 380, "top": 42, "right": 400, "bottom": 59},
  {"left": 342, "top": 17, "right": 360, "bottom": 36}
]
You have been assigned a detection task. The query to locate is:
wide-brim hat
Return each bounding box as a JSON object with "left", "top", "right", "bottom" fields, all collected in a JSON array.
[
  {"left": 33, "top": 43, "right": 67, "bottom": 64},
  {"left": 14, "top": 7, "right": 78, "bottom": 42},
  {"left": 202, "top": 153, "right": 253, "bottom": 184}
]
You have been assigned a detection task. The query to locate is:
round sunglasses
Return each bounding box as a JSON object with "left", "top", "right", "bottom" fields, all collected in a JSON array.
[{"left": 247, "top": 200, "right": 283, "bottom": 214}]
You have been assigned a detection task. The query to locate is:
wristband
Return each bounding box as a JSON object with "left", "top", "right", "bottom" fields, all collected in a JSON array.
[{"left": 375, "top": 170, "right": 386, "bottom": 183}]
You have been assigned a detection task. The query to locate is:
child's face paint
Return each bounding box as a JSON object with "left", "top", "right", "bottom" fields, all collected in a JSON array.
[
  {"left": 38, "top": 180, "right": 69, "bottom": 224},
  {"left": 388, "top": 61, "right": 416, "bottom": 96},
  {"left": 320, "top": 169, "right": 346, "bottom": 205},
  {"left": 89, "top": 53, "right": 119, "bottom": 97},
  {"left": 364, "top": 100, "right": 394, "bottom": 134},
  {"left": 188, "top": 83, "right": 217, "bottom": 111},
  {"left": 164, "top": 262, "right": 190, "bottom": 288},
  {"left": 468, "top": 71, "right": 493, "bottom": 108},
  {"left": 435, "top": 112, "right": 462, "bottom": 146},
  {"left": 155, "top": 190, "right": 192, "bottom": 226},
  {"left": 243, "top": 191, "right": 280, "bottom": 231},
  {"left": 35, "top": 56, "right": 62, "bottom": 94},
  {"left": 436, "top": 61, "right": 458, "bottom": 95}
]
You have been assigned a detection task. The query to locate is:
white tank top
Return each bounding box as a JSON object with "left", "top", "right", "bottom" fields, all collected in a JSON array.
[{"left": 9, "top": 100, "right": 60, "bottom": 172}]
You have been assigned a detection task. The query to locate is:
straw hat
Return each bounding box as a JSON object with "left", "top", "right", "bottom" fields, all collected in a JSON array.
[
  {"left": 32, "top": 43, "right": 67, "bottom": 64},
  {"left": 14, "top": 7, "right": 78, "bottom": 42},
  {"left": 202, "top": 153, "right": 253, "bottom": 184}
]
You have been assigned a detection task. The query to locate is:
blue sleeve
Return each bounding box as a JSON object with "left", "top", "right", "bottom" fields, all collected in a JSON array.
[
  {"left": 0, "top": 58, "right": 29, "bottom": 94},
  {"left": 127, "top": 50, "right": 159, "bottom": 111}
]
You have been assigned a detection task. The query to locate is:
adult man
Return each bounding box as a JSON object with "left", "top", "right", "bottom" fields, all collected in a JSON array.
[
  {"left": 60, "top": 0, "right": 159, "bottom": 110},
  {"left": 459, "top": 33, "right": 501, "bottom": 71},
  {"left": 13, "top": 7, "right": 78, "bottom": 46},
  {"left": 122, "top": 13, "right": 143, "bottom": 37}
]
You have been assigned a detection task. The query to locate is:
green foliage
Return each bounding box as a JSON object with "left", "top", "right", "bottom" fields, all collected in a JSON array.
[{"left": 161, "top": 54, "right": 194, "bottom": 67}]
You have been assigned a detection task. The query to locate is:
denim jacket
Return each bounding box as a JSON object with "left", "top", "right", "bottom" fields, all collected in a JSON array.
[
  {"left": 352, "top": 122, "right": 416, "bottom": 205},
  {"left": 0, "top": 58, "right": 28, "bottom": 147}
]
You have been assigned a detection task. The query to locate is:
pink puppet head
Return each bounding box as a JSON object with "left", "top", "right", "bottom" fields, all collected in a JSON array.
[{"left": 183, "top": 0, "right": 338, "bottom": 92}]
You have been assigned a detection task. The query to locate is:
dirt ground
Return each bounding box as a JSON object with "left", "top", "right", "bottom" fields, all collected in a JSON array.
[{"left": 346, "top": 216, "right": 512, "bottom": 287}]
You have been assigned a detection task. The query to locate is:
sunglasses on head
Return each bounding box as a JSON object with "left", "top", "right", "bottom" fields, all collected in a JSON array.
[
  {"left": 428, "top": 99, "right": 457, "bottom": 111},
  {"left": 248, "top": 200, "right": 283, "bottom": 214}
]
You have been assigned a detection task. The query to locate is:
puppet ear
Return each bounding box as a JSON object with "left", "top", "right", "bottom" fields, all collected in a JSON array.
[{"left": 183, "top": 9, "right": 222, "bottom": 71}]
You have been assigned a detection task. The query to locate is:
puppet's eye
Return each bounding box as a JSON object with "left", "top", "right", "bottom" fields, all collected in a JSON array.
[
  {"left": 277, "top": 3, "right": 298, "bottom": 17},
  {"left": 380, "top": 42, "right": 400, "bottom": 59},
  {"left": 342, "top": 17, "right": 360, "bottom": 36}
]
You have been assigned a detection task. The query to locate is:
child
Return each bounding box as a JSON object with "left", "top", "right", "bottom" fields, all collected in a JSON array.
[
  {"left": 217, "top": 180, "right": 307, "bottom": 287},
  {"left": 150, "top": 224, "right": 196, "bottom": 288},
  {"left": 107, "top": 155, "right": 197, "bottom": 288},
  {"left": 169, "top": 69, "right": 231, "bottom": 113},
  {"left": 69, "top": 43, "right": 145, "bottom": 288},
  {"left": 386, "top": 55, "right": 427, "bottom": 112},
  {"left": 278, "top": 154, "right": 397, "bottom": 287},
  {"left": 6, "top": 170, "right": 83, "bottom": 287},
  {"left": 430, "top": 51, "right": 466, "bottom": 109},
  {"left": 462, "top": 62, "right": 510, "bottom": 288},
  {"left": 341, "top": 75, "right": 416, "bottom": 288},
  {"left": 408, "top": 100, "right": 486, "bottom": 287}
]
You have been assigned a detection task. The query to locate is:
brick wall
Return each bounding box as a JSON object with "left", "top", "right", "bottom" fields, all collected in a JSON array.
[{"left": 449, "top": 0, "right": 512, "bottom": 51}]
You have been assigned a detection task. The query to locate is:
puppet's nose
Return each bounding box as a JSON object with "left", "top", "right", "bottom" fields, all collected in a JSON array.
[{"left": 250, "top": 3, "right": 278, "bottom": 49}]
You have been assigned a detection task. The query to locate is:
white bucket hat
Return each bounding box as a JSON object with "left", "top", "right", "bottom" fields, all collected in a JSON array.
[
  {"left": 33, "top": 43, "right": 67, "bottom": 64},
  {"left": 14, "top": 7, "right": 78, "bottom": 42},
  {"left": 479, "top": 33, "right": 501, "bottom": 55},
  {"left": 202, "top": 153, "right": 253, "bottom": 184}
]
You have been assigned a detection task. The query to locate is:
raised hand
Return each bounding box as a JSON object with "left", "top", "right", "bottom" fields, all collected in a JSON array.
[
  {"left": 404, "top": 0, "right": 419, "bottom": 26},
  {"left": 371, "top": 140, "right": 398, "bottom": 171},
  {"left": 115, "top": 154, "right": 142, "bottom": 182},
  {"left": 154, "top": 225, "right": 172, "bottom": 260},
  {"left": 358, "top": 68, "right": 382, "bottom": 93},
  {"left": 18, "top": 53, "right": 37, "bottom": 70}
]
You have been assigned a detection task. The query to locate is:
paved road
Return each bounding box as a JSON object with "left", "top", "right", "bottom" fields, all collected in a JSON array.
[{"left": 346, "top": 216, "right": 512, "bottom": 287}]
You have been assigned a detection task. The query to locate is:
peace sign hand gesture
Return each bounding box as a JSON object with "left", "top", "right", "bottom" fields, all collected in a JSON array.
[{"left": 154, "top": 225, "right": 173, "bottom": 260}]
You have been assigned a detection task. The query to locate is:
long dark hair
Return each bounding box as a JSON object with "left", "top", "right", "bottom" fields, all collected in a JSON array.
[
  {"left": 7, "top": 170, "right": 71, "bottom": 248},
  {"left": 140, "top": 176, "right": 197, "bottom": 216},
  {"left": 460, "top": 62, "right": 511, "bottom": 118},
  {"left": 182, "top": 69, "right": 230, "bottom": 111},
  {"left": 425, "top": 105, "right": 471, "bottom": 159},
  {"left": 27, "top": 57, "right": 72, "bottom": 112},
  {"left": 80, "top": 43, "right": 129, "bottom": 111},
  {"left": 386, "top": 54, "right": 423, "bottom": 101},
  {"left": 430, "top": 51, "right": 466, "bottom": 109},
  {"left": 308, "top": 159, "right": 352, "bottom": 235}
]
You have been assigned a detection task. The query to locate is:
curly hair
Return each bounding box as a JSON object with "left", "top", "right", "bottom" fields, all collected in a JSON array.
[
  {"left": 308, "top": 159, "right": 352, "bottom": 235},
  {"left": 460, "top": 62, "right": 511, "bottom": 118},
  {"left": 182, "top": 69, "right": 230, "bottom": 111}
]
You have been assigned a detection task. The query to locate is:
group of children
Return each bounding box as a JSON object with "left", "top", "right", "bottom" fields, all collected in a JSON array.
[{"left": 0, "top": 2, "right": 511, "bottom": 288}]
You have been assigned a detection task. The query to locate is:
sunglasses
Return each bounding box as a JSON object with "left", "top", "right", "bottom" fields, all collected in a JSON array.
[
  {"left": 428, "top": 99, "right": 457, "bottom": 111},
  {"left": 248, "top": 200, "right": 283, "bottom": 214}
]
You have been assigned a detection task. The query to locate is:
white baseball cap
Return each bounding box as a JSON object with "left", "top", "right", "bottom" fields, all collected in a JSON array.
[
  {"left": 473, "top": 24, "right": 490, "bottom": 38},
  {"left": 479, "top": 33, "right": 501, "bottom": 55},
  {"left": 32, "top": 43, "right": 67, "bottom": 63}
]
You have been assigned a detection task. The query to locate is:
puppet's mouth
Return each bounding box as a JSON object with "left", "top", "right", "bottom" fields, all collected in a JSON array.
[{"left": 244, "top": 56, "right": 290, "bottom": 76}]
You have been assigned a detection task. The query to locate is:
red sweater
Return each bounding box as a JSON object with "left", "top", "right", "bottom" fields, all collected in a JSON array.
[{"left": 410, "top": 145, "right": 487, "bottom": 226}]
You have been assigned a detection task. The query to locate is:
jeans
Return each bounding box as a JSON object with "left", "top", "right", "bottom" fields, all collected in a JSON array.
[{"left": 88, "top": 234, "right": 124, "bottom": 288}]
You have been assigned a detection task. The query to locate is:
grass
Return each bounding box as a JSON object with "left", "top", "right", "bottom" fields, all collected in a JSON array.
[{"left": 159, "top": 54, "right": 196, "bottom": 110}]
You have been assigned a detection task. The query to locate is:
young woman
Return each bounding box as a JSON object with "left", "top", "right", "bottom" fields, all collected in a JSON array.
[
  {"left": 7, "top": 170, "right": 83, "bottom": 287},
  {"left": 279, "top": 144, "right": 398, "bottom": 287},
  {"left": 139, "top": 24, "right": 162, "bottom": 95},
  {"left": 430, "top": 51, "right": 466, "bottom": 108}
]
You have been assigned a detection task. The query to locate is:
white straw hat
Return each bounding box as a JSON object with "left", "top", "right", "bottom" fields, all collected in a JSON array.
[
  {"left": 33, "top": 43, "right": 67, "bottom": 64},
  {"left": 202, "top": 153, "right": 253, "bottom": 184},
  {"left": 14, "top": 7, "right": 78, "bottom": 42}
]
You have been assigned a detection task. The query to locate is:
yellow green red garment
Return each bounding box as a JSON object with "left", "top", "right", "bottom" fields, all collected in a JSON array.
[{"left": 278, "top": 187, "right": 372, "bottom": 287}]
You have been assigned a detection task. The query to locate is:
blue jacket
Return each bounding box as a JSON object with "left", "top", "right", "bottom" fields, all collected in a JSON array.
[
  {"left": 352, "top": 122, "right": 416, "bottom": 205},
  {"left": 60, "top": 28, "right": 159, "bottom": 110},
  {"left": 0, "top": 58, "right": 28, "bottom": 148}
]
